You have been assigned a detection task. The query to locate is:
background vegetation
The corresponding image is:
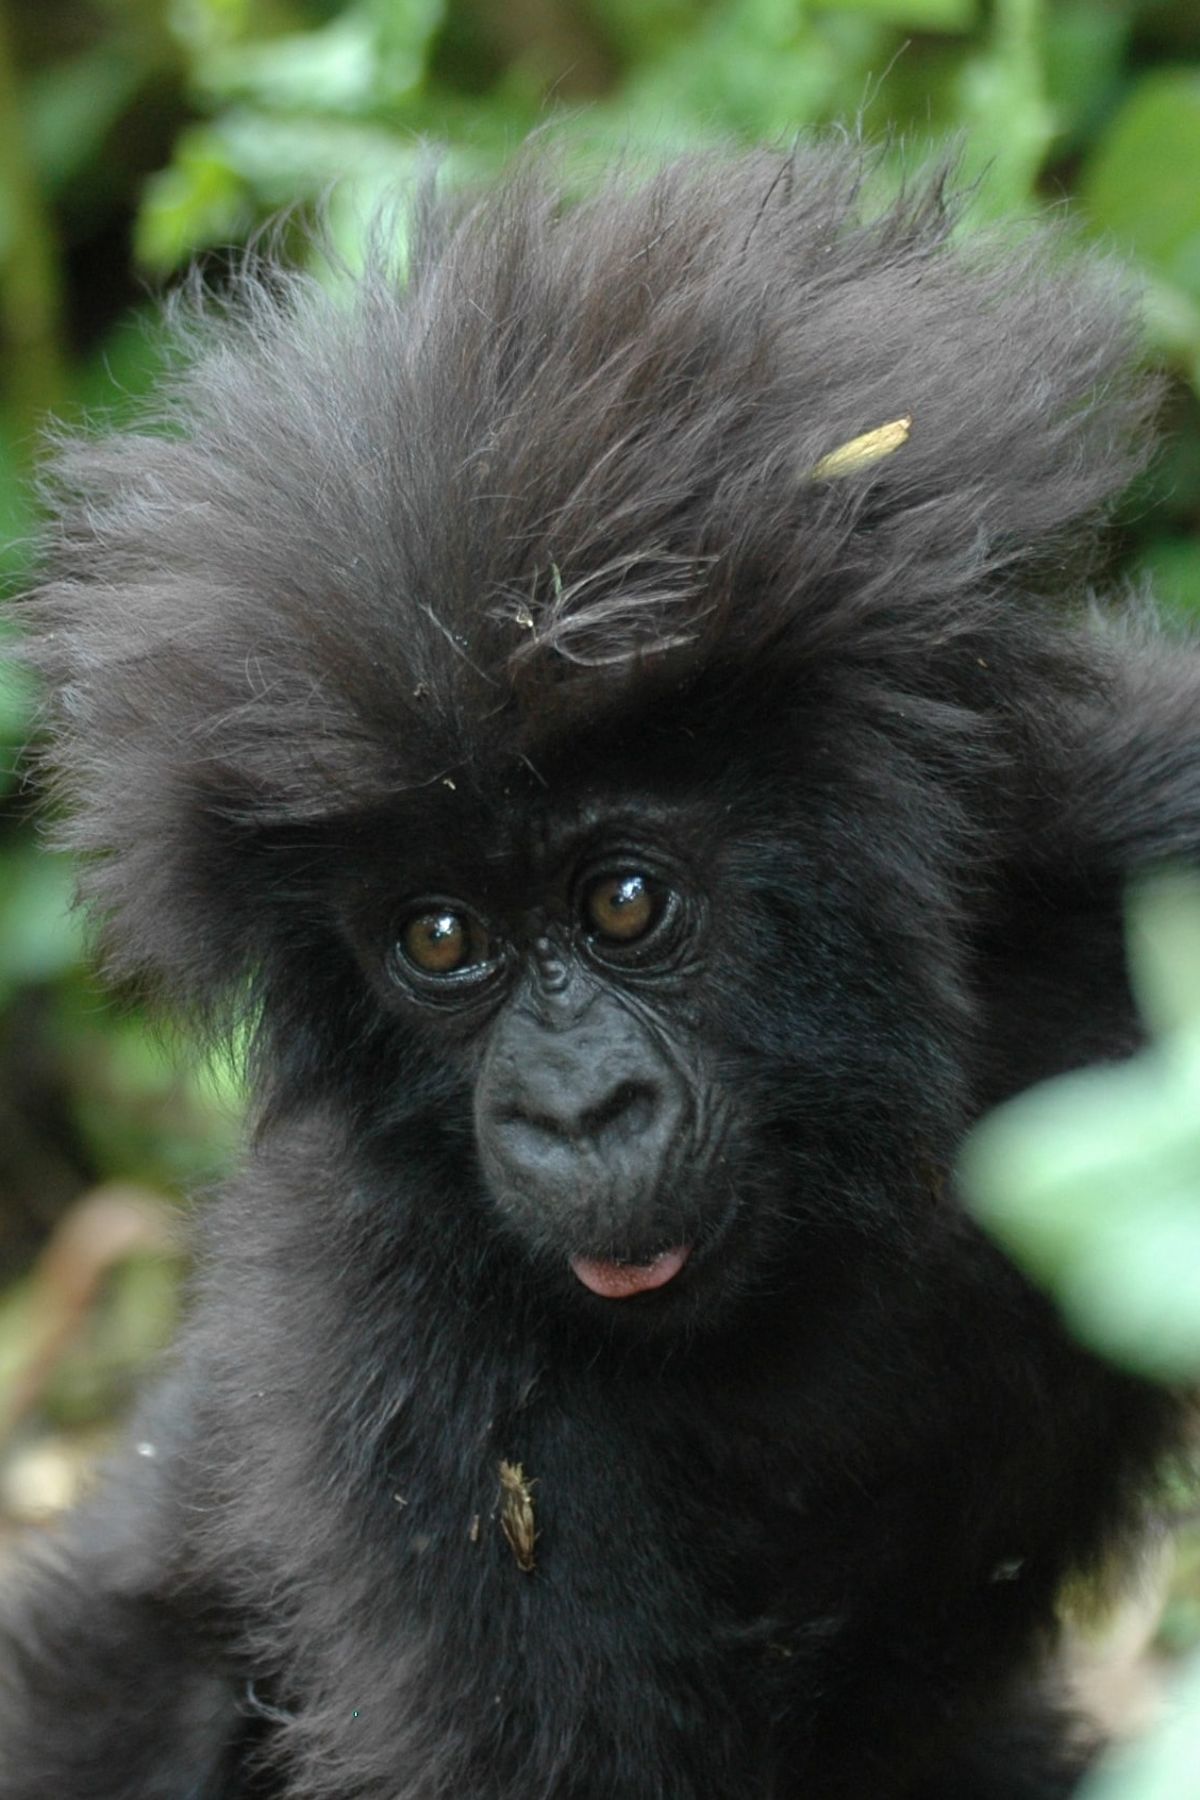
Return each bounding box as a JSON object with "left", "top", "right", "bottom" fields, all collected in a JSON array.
[
  {"left": 963, "top": 878, "right": 1200, "bottom": 1796},
  {"left": 0, "top": 0, "right": 1198, "bottom": 1783}
]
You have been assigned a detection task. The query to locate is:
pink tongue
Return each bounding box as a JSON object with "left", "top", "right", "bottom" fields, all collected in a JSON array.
[{"left": 570, "top": 1246, "right": 690, "bottom": 1299}]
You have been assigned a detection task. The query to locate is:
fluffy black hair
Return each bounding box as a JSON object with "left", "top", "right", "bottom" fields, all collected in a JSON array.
[
  {"left": 4, "top": 144, "right": 1197, "bottom": 1800},
  {"left": 31, "top": 149, "right": 1152, "bottom": 1002}
]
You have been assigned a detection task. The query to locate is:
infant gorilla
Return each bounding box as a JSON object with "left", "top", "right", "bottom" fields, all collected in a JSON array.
[{"left": 1, "top": 145, "right": 1195, "bottom": 1799}]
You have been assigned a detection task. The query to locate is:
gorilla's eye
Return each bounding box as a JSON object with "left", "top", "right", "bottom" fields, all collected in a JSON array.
[
  {"left": 399, "top": 907, "right": 490, "bottom": 978},
  {"left": 583, "top": 873, "right": 662, "bottom": 945}
]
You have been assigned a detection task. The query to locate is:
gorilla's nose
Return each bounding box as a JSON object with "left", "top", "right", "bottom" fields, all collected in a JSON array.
[
  {"left": 476, "top": 1002, "right": 686, "bottom": 1211},
  {"left": 492, "top": 1056, "right": 681, "bottom": 1181},
  {"left": 505, "top": 1070, "right": 662, "bottom": 1154}
]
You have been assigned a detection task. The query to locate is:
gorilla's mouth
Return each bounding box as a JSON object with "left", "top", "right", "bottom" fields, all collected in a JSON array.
[{"left": 569, "top": 1245, "right": 691, "bottom": 1299}]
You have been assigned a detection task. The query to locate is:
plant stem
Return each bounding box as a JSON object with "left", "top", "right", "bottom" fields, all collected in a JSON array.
[{"left": 0, "top": 0, "right": 68, "bottom": 456}]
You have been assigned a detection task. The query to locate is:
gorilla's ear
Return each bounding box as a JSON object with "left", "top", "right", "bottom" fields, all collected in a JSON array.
[{"left": 974, "top": 631, "right": 1200, "bottom": 1108}]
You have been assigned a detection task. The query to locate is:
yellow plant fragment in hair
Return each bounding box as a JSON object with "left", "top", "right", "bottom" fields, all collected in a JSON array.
[
  {"left": 498, "top": 1459, "right": 537, "bottom": 1572},
  {"left": 812, "top": 416, "right": 911, "bottom": 480}
]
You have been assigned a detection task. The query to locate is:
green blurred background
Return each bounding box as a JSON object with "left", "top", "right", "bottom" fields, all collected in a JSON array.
[{"left": 0, "top": 0, "right": 1198, "bottom": 1748}]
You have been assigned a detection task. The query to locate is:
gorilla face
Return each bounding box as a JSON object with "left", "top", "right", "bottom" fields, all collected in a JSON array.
[{"left": 331, "top": 726, "right": 969, "bottom": 1331}]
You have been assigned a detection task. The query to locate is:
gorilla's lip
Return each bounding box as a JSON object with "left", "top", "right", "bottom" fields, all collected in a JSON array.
[{"left": 569, "top": 1245, "right": 692, "bottom": 1299}]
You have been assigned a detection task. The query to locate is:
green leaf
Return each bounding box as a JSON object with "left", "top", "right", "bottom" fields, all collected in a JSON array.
[
  {"left": 1140, "top": 536, "right": 1200, "bottom": 620},
  {"left": 134, "top": 127, "right": 249, "bottom": 272},
  {"left": 0, "top": 651, "right": 36, "bottom": 752},
  {"left": 833, "top": 0, "right": 977, "bottom": 30},
  {"left": 198, "top": 110, "right": 429, "bottom": 212},
  {"left": 0, "top": 850, "right": 83, "bottom": 990},
  {"left": 26, "top": 47, "right": 147, "bottom": 193},
  {"left": 1127, "top": 873, "right": 1200, "bottom": 1039},
  {"left": 1139, "top": 274, "right": 1200, "bottom": 393},
  {"left": 196, "top": 16, "right": 384, "bottom": 115},
  {"left": 1082, "top": 1651, "right": 1200, "bottom": 1799},
  {"left": 1059, "top": 1200, "right": 1200, "bottom": 1382},
  {"left": 583, "top": 0, "right": 699, "bottom": 61},
  {"left": 1082, "top": 72, "right": 1200, "bottom": 302},
  {"left": 192, "top": 0, "right": 443, "bottom": 116},
  {"left": 75, "top": 310, "right": 172, "bottom": 421},
  {"left": 168, "top": 0, "right": 251, "bottom": 59},
  {"left": 0, "top": 416, "right": 34, "bottom": 591},
  {"left": 963, "top": 1058, "right": 1200, "bottom": 1383},
  {"left": 369, "top": 0, "right": 446, "bottom": 101},
  {"left": 961, "top": 883, "right": 1200, "bottom": 1383},
  {"left": 955, "top": 50, "right": 1054, "bottom": 215},
  {"left": 620, "top": 4, "right": 888, "bottom": 140},
  {"left": 1041, "top": 1, "right": 1128, "bottom": 152}
]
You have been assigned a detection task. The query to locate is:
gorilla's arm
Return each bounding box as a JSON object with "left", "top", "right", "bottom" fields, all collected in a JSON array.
[{"left": 0, "top": 1393, "right": 248, "bottom": 1800}]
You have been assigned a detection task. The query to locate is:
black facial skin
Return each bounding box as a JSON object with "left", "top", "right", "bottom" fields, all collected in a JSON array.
[
  {"left": 332, "top": 759, "right": 966, "bottom": 1338},
  {"left": 475, "top": 958, "right": 698, "bottom": 1264},
  {"left": 4, "top": 145, "right": 1196, "bottom": 1800},
  {"left": 385, "top": 842, "right": 711, "bottom": 1278}
]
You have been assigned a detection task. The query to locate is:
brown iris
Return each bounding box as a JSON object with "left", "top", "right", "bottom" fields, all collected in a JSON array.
[
  {"left": 401, "top": 909, "right": 481, "bottom": 975},
  {"left": 584, "top": 873, "right": 659, "bottom": 944}
]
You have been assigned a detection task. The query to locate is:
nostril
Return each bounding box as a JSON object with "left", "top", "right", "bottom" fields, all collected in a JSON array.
[
  {"left": 578, "top": 1079, "right": 658, "bottom": 1145},
  {"left": 496, "top": 1079, "right": 661, "bottom": 1150}
]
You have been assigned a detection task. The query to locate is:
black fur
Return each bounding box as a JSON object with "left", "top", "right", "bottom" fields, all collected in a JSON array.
[{"left": 3, "top": 145, "right": 1196, "bottom": 1799}]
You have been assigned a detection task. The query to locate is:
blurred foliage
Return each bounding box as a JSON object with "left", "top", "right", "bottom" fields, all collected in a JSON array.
[
  {"left": 1084, "top": 1651, "right": 1200, "bottom": 1800},
  {"left": 963, "top": 879, "right": 1200, "bottom": 1797},
  {"left": 0, "top": 3, "right": 1197, "bottom": 1772},
  {"left": 965, "top": 877, "right": 1200, "bottom": 1385}
]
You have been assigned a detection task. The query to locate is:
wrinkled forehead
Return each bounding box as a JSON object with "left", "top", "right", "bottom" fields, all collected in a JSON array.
[{"left": 329, "top": 753, "right": 717, "bottom": 906}]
